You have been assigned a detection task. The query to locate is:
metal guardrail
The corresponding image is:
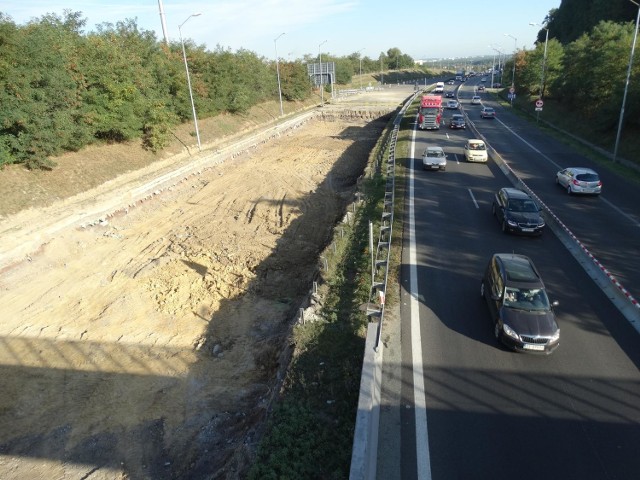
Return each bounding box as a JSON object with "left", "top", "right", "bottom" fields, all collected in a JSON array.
[{"left": 365, "top": 125, "right": 398, "bottom": 345}]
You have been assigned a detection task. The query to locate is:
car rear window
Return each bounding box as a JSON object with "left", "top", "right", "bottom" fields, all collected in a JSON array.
[{"left": 576, "top": 173, "right": 599, "bottom": 182}]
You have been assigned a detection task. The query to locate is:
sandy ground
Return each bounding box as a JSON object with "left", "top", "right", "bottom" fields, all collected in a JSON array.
[{"left": 0, "top": 86, "right": 414, "bottom": 479}]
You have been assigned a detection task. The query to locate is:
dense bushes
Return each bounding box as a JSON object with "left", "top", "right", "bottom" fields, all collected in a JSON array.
[{"left": 0, "top": 11, "right": 314, "bottom": 169}]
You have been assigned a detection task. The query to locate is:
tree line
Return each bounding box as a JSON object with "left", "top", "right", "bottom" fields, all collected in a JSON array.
[
  {"left": 507, "top": 1, "right": 639, "bottom": 133},
  {"left": 0, "top": 10, "right": 418, "bottom": 170}
]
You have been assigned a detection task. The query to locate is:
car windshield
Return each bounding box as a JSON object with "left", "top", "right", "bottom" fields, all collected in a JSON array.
[
  {"left": 508, "top": 198, "right": 538, "bottom": 212},
  {"left": 469, "top": 143, "right": 485, "bottom": 150},
  {"left": 426, "top": 150, "right": 444, "bottom": 157},
  {"left": 484, "top": 108, "right": 494, "bottom": 112},
  {"left": 503, "top": 287, "right": 550, "bottom": 311}
]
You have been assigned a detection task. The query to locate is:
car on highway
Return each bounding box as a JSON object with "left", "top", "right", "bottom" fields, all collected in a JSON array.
[
  {"left": 446, "top": 100, "right": 459, "bottom": 109},
  {"left": 447, "top": 79, "right": 455, "bottom": 85},
  {"left": 422, "top": 146, "right": 447, "bottom": 171},
  {"left": 477, "top": 85, "right": 486, "bottom": 92},
  {"left": 464, "top": 139, "right": 487, "bottom": 162},
  {"left": 492, "top": 187, "right": 545, "bottom": 235},
  {"left": 492, "top": 82, "right": 502, "bottom": 88},
  {"left": 445, "top": 91, "right": 455, "bottom": 98},
  {"left": 449, "top": 114, "right": 466, "bottom": 129},
  {"left": 481, "top": 253, "right": 560, "bottom": 354},
  {"left": 481, "top": 77, "right": 487, "bottom": 82},
  {"left": 480, "top": 106, "right": 496, "bottom": 118},
  {"left": 555, "top": 167, "right": 602, "bottom": 195},
  {"left": 471, "top": 96, "right": 482, "bottom": 105}
]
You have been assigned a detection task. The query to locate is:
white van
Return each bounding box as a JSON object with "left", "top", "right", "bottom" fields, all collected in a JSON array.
[
  {"left": 434, "top": 81, "right": 445, "bottom": 93},
  {"left": 464, "top": 139, "right": 488, "bottom": 163}
]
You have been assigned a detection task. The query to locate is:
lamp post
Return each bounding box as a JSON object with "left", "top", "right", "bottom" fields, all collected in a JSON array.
[
  {"left": 179, "top": 13, "right": 202, "bottom": 151},
  {"left": 274, "top": 32, "right": 285, "bottom": 116},
  {"left": 504, "top": 33, "right": 517, "bottom": 87},
  {"left": 319, "top": 40, "right": 327, "bottom": 106},
  {"left": 530, "top": 22, "right": 549, "bottom": 99},
  {"left": 488, "top": 45, "right": 497, "bottom": 87},
  {"left": 504, "top": 33, "right": 517, "bottom": 105},
  {"left": 358, "top": 48, "right": 365, "bottom": 90},
  {"left": 613, "top": 0, "right": 640, "bottom": 162}
]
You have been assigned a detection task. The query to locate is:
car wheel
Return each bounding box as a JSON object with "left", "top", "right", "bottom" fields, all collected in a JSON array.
[
  {"left": 491, "top": 203, "right": 496, "bottom": 216},
  {"left": 501, "top": 220, "right": 508, "bottom": 233},
  {"left": 555, "top": 176, "right": 560, "bottom": 185},
  {"left": 494, "top": 322, "right": 501, "bottom": 340},
  {"left": 480, "top": 282, "right": 485, "bottom": 298},
  {"left": 567, "top": 185, "right": 572, "bottom": 195}
]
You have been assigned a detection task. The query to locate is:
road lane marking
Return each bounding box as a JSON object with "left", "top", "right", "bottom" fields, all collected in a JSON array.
[
  {"left": 410, "top": 121, "right": 433, "bottom": 479},
  {"left": 468, "top": 189, "right": 479, "bottom": 208}
]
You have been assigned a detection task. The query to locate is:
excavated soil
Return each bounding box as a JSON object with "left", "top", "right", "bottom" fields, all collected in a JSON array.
[{"left": 0, "top": 87, "right": 413, "bottom": 479}]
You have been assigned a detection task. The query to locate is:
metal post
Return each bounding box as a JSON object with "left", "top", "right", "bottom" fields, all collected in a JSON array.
[
  {"left": 358, "top": 48, "right": 365, "bottom": 90},
  {"left": 530, "top": 22, "right": 549, "bottom": 99},
  {"left": 179, "top": 14, "right": 202, "bottom": 151},
  {"left": 274, "top": 33, "right": 285, "bottom": 116},
  {"left": 613, "top": 0, "right": 640, "bottom": 162},
  {"left": 504, "top": 33, "right": 517, "bottom": 105},
  {"left": 319, "top": 40, "right": 327, "bottom": 107}
]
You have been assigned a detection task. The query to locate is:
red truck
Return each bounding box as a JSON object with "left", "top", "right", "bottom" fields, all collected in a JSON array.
[{"left": 418, "top": 95, "right": 443, "bottom": 130}]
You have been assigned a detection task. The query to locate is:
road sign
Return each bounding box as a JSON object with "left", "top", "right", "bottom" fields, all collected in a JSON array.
[
  {"left": 535, "top": 107, "right": 543, "bottom": 111},
  {"left": 535, "top": 99, "right": 544, "bottom": 108},
  {"left": 509, "top": 87, "right": 515, "bottom": 94},
  {"left": 508, "top": 93, "right": 516, "bottom": 100}
]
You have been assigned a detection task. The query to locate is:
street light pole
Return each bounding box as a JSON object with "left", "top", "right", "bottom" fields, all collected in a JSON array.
[
  {"left": 319, "top": 40, "right": 327, "bottom": 107},
  {"left": 530, "top": 22, "right": 549, "bottom": 99},
  {"left": 274, "top": 32, "right": 285, "bottom": 117},
  {"left": 504, "top": 33, "right": 517, "bottom": 105},
  {"left": 358, "top": 48, "right": 365, "bottom": 90},
  {"left": 179, "top": 13, "right": 202, "bottom": 151},
  {"left": 613, "top": 0, "right": 640, "bottom": 162}
]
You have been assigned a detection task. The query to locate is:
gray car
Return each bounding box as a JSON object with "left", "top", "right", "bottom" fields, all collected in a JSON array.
[
  {"left": 422, "top": 146, "right": 446, "bottom": 171},
  {"left": 556, "top": 167, "right": 602, "bottom": 195},
  {"left": 481, "top": 253, "right": 560, "bottom": 354}
]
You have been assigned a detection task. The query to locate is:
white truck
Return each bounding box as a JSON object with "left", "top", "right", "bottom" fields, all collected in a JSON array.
[{"left": 434, "top": 81, "right": 445, "bottom": 93}]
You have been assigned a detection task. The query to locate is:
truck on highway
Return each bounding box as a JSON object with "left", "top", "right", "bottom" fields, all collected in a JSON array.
[
  {"left": 418, "top": 95, "right": 443, "bottom": 130},
  {"left": 434, "top": 81, "right": 445, "bottom": 93}
]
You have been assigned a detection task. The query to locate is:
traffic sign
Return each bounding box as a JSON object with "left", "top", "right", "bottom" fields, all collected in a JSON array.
[
  {"left": 535, "top": 99, "right": 544, "bottom": 108},
  {"left": 509, "top": 87, "right": 515, "bottom": 94},
  {"left": 535, "top": 107, "right": 543, "bottom": 112}
]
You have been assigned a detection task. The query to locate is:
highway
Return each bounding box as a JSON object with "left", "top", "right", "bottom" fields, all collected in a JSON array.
[{"left": 375, "top": 77, "right": 640, "bottom": 480}]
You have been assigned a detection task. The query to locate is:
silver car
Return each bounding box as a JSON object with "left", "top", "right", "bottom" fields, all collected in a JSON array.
[
  {"left": 422, "top": 146, "right": 447, "bottom": 171},
  {"left": 556, "top": 167, "right": 602, "bottom": 195}
]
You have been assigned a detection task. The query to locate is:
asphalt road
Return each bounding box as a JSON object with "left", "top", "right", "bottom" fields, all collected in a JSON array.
[{"left": 376, "top": 78, "right": 640, "bottom": 480}]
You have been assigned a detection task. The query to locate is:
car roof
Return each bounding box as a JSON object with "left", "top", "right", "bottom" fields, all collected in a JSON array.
[
  {"left": 467, "top": 139, "right": 484, "bottom": 144},
  {"left": 452, "top": 114, "right": 464, "bottom": 118},
  {"left": 425, "top": 146, "right": 444, "bottom": 152},
  {"left": 482, "top": 106, "right": 494, "bottom": 110},
  {"left": 501, "top": 187, "right": 531, "bottom": 199},
  {"left": 494, "top": 253, "right": 542, "bottom": 284}
]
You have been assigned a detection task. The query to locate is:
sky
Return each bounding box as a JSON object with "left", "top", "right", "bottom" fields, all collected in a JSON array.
[{"left": 4, "top": 1, "right": 561, "bottom": 61}]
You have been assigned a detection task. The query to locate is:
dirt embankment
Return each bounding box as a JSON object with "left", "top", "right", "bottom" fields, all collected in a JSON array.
[{"left": 0, "top": 86, "right": 411, "bottom": 479}]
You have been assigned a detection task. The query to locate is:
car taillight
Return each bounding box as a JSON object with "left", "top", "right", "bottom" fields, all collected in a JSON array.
[
  {"left": 597, "top": 181, "right": 602, "bottom": 186},
  {"left": 572, "top": 179, "right": 580, "bottom": 186}
]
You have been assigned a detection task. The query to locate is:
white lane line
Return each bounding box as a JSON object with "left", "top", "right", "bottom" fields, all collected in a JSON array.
[
  {"left": 468, "top": 188, "right": 479, "bottom": 209},
  {"left": 410, "top": 122, "right": 433, "bottom": 479}
]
